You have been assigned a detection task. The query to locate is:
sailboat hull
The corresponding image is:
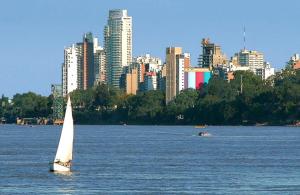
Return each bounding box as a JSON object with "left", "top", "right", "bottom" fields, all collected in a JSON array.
[{"left": 49, "top": 162, "right": 71, "bottom": 172}]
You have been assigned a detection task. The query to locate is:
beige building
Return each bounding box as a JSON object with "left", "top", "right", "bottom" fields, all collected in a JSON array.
[
  {"left": 236, "top": 49, "right": 264, "bottom": 72},
  {"left": 198, "top": 38, "right": 227, "bottom": 69},
  {"left": 166, "top": 47, "right": 182, "bottom": 104},
  {"left": 126, "top": 68, "right": 138, "bottom": 95}
]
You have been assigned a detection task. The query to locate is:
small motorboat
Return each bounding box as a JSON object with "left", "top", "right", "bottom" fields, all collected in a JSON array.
[
  {"left": 198, "top": 131, "right": 211, "bottom": 137},
  {"left": 195, "top": 125, "right": 207, "bottom": 128}
]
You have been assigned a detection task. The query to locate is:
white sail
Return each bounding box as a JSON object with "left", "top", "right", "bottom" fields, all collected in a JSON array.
[{"left": 54, "top": 96, "right": 74, "bottom": 163}]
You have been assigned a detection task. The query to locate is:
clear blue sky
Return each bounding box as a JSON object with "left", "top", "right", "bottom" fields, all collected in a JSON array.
[{"left": 1, "top": 0, "right": 300, "bottom": 97}]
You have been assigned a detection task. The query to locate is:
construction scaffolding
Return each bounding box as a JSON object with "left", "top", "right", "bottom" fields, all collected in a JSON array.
[{"left": 51, "top": 84, "right": 64, "bottom": 123}]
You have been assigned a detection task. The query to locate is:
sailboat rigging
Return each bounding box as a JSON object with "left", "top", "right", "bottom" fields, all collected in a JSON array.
[{"left": 50, "top": 96, "right": 74, "bottom": 172}]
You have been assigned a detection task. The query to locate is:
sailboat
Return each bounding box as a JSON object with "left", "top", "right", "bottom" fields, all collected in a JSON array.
[{"left": 50, "top": 96, "right": 74, "bottom": 172}]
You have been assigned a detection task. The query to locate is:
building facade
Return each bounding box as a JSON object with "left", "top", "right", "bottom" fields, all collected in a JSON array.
[
  {"left": 198, "top": 38, "right": 227, "bottom": 69},
  {"left": 94, "top": 37, "right": 106, "bottom": 85},
  {"left": 126, "top": 68, "right": 138, "bottom": 95},
  {"left": 144, "top": 72, "right": 157, "bottom": 91},
  {"left": 235, "top": 49, "right": 264, "bottom": 72},
  {"left": 184, "top": 68, "right": 211, "bottom": 90},
  {"left": 176, "top": 53, "right": 190, "bottom": 94},
  {"left": 166, "top": 47, "right": 182, "bottom": 104},
  {"left": 82, "top": 32, "right": 95, "bottom": 90},
  {"left": 105, "top": 9, "right": 132, "bottom": 88},
  {"left": 62, "top": 44, "right": 78, "bottom": 97}
]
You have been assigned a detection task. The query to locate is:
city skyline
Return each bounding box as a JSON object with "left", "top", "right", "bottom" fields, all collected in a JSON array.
[{"left": 2, "top": 0, "right": 300, "bottom": 97}]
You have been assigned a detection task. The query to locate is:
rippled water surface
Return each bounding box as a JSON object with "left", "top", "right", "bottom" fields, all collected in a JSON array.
[{"left": 0, "top": 125, "right": 300, "bottom": 194}]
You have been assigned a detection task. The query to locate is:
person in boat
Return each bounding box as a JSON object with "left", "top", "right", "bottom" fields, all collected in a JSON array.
[
  {"left": 55, "top": 160, "right": 72, "bottom": 167},
  {"left": 198, "top": 131, "right": 210, "bottom": 136}
]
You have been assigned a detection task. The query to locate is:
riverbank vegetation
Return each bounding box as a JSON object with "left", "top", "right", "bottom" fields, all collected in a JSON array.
[{"left": 1, "top": 68, "right": 300, "bottom": 125}]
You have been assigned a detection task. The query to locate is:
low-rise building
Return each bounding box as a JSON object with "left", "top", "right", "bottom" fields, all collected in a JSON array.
[{"left": 184, "top": 67, "right": 211, "bottom": 90}]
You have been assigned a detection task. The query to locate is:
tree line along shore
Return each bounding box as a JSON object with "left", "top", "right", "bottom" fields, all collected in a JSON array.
[{"left": 1, "top": 69, "right": 300, "bottom": 126}]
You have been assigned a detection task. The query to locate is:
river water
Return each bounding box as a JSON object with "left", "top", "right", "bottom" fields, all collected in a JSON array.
[{"left": 0, "top": 125, "right": 300, "bottom": 194}]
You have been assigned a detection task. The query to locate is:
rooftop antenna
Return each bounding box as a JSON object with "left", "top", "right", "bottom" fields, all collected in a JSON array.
[{"left": 243, "top": 26, "right": 246, "bottom": 51}]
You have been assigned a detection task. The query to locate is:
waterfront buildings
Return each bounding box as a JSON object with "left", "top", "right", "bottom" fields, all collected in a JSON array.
[
  {"left": 165, "top": 47, "right": 196, "bottom": 103},
  {"left": 198, "top": 38, "right": 227, "bottom": 69},
  {"left": 104, "top": 9, "right": 132, "bottom": 88},
  {"left": 62, "top": 44, "right": 78, "bottom": 97},
  {"left": 262, "top": 62, "right": 275, "bottom": 80},
  {"left": 82, "top": 32, "right": 95, "bottom": 90},
  {"left": 176, "top": 53, "right": 191, "bottom": 93},
  {"left": 234, "top": 49, "right": 264, "bottom": 72},
  {"left": 288, "top": 53, "right": 300, "bottom": 69},
  {"left": 231, "top": 49, "right": 275, "bottom": 79},
  {"left": 94, "top": 37, "right": 106, "bottom": 85},
  {"left": 166, "top": 47, "right": 183, "bottom": 104},
  {"left": 184, "top": 67, "right": 211, "bottom": 89},
  {"left": 125, "top": 54, "right": 163, "bottom": 94},
  {"left": 144, "top": 72, "right": 157, "bottom": 91},
  {"left": 126, "top": 68, "right": 138, "bottom": 95},
  {"left": 62, "top": 33, "right": 95, "bottom": 96}
]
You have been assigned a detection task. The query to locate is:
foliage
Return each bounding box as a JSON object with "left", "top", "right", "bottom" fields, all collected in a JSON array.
[{"left": 2, "top": 68, "right": 300, "bottom": 125}]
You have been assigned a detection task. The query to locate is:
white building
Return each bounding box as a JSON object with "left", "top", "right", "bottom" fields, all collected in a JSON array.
[
  {"left": 262, "top": 62, "right": 275, "bottom": 80},
  {"left": 176, "top": 53, "right": 190, "bottom": 93},
  {"left": 104, "top": 9, "right": 132, "bottom": 88},
  {"left": 62, "top": 44, "right": 78, "bottom": 96},
  {"left": 133, "top": 54, "right": 162, "bottom": 66},
  {"left": 130, "top": 54, "right": 163, "bottom": 84}
]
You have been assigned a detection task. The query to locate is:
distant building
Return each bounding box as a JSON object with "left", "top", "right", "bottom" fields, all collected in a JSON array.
[
  {"left": 132, "top": 54, "right": 162, "bottom": 82},
  {"left": 82, "top": 32, "right": 95, "bottom": 90},
  {"left": 288, "top": 53, "right": 300, "bottom": 69},
  {"left": 94, "top": 37, "right": 106, "bottom": 85},
  {"left": 165, "top": 47, "right": 183, "bottom": 104},
  {"left": 262, "top": 62, "right": 275, "bottom": 80},
  {"left": 105, "top": 9, "right": 132, "bottom": 88},
  {"left": 234, "top": 49, "right": 264, "bottom": 72},
  {"left": 176, "top": 53, "right": 191, "bottom": 94},
  {"left": 133, "top": 54, "right": 162, "bottom": 65},
  {"left": 229, "top": 49, "right": 275, "bottom": 80},
  {"left": 126, "top": 68, "right": 138, "bottom": 95},
  {"left": 184, "top": 68, "right": 211, "bottom": 89},
  {"left": 198, "top": 38, "right": 227, "bottom": 69},
  {"left": 144, "top": 72, "right": 157, "bottom": 91},
  {"left": 158, "top": 64, "right": 167, "bottom": 92},
  {"left": 165, "top": 47, "right": 196, "bottom": 103},
  {"left": 62, "top": 44, "right": 78, "bottom": 97}
]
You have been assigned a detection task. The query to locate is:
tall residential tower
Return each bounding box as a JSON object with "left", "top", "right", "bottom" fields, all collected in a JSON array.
[
  {"left": 62, "top": 44, "right": 78, "bottom": 96},
  {"left": 104, "top": 9, "right": 132, "bottom": 88}
]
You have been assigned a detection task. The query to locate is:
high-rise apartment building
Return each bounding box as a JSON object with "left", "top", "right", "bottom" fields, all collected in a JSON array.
[
  {"left": 198, "top": 38, "right": 227, "bottom": 69},
  {"left": 176, "top": 53, "right": 190, "bottom": 94},
  {"left": 105, "top": 9, "right": 132, "bottom": 88},
  {"left": 74, "top": 32, "right": 95, "bottom": 90},
  {"left": 94, "top": 37, "right": 106, "bottom": 85},
  {"left": 62, "top": 44, "right": 78, "bottom": 96},
  {"left": 236, "top": 49, "right": 264, "bottom": 72},
  {"left": 82, "top": 32, "right": 95, "bottom": 90},
  {"left": 165, "top": 47, "right": 182, "bottom": 104}
]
